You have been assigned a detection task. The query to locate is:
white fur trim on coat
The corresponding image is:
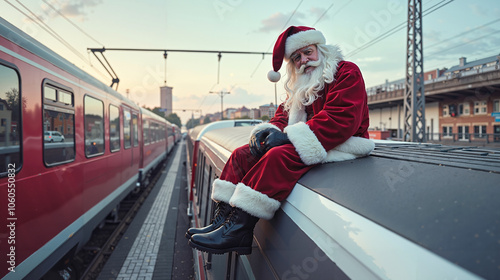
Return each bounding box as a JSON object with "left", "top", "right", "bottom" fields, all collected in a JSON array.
[
  {"left": 284, "top": 122, "right": 375, "bottom": 165},
  {"left": 229, "top": 183, "right": 281, "bottom": 220},
  {"left": 324, "top": 136, "right": 375, "bottom": 163},
  {"left": 284, "top": 122, "right": 327, "bottom": 165},
  {"left": 250, "top": 122, "right": 281, "bottom": 138},
  {"left": 211, "top": 179, "right": 236, "bottom": 203},
  {"left": 285, "top": 30, "right": 326, "bottom": 59}
]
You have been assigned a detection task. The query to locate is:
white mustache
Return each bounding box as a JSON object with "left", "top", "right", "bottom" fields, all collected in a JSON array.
[{"left": 296, "top": 59, "right": 322, "bottom": 74}]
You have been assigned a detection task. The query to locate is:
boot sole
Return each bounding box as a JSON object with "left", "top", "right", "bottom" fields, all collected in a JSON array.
[{"left": 188, "top": 239, "right": 252, "bottom": 255}]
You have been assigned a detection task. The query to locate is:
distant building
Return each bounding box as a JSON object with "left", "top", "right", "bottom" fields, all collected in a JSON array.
[
  {"left": 259, "top": 103, "right": 277, "bottom": 119},
  {"left": 444, "top": 55, "right": 499, "bottom": 76},
  {"left": 234, "top": 106, "right": 250, "bottom": 119},
  {"left": 249, "top": 108, "right": 261, "bottom": 119},
  {"left": 366, "top": 54, "right": 500, "bottom": 143},
  {"left": 224, "top": 108, "right": 237, "bottom": 120},
  {"left": 160, "top": 86, "right": 173, "bottom": 115}
]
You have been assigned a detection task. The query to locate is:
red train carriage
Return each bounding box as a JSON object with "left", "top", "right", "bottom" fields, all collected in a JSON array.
[
  {"left": 0, "top": 18, "right": 171, "bottom": 279},
  {"left": 188, "top": 124, "right": 500, "bottom": 280},
  {"left": 139, "top": 107, "right": 169, "bottom": 187}
]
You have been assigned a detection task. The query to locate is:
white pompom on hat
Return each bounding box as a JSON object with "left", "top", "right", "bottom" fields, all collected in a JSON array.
[{"left": 267, "top": 26, "right": 326, "bottom": 82}]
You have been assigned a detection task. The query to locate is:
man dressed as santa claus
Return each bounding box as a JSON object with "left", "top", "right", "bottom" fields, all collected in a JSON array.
[{"left": 186, "top": 26, "right": 375, "bottom": 255}]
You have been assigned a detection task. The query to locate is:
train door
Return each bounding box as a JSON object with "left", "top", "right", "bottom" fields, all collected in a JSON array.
[
  {"left": 122, "top": 107, "right": 140, "bottom": 182},
  {"left": 132, "top": 111, "right": 141, "bottom": 169}
]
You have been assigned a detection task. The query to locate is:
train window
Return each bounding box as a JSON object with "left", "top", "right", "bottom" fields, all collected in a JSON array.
[
  {"left": 0, "top": 63, "right": 22, "bottom": 175},
  {"left": 84, "top": 96, "right": 104, "bottom": 157},
  {"left": 124, "top": 109, "right": 131, "bottom": 149},
  {"left": 44, "top": 86, "right": 56, "bottom": 101},
  {"left": 109, "top": 105, "right": 120, "bottom": 152},
  {"left": 43, "top": 81, "right": 75, "bottom": 166},
  {"left": 153, "top": 122, "right": 159, "bottom": 142},
  {"left": 150, "top": 122, "right": 156, "bottom": 142},
  {"left": 59, "top": 91, "right": 72, "bottom": 105},
  {"left": 234, "top": 121, "right": 261, "bottom": 127},
  {"left": 132, "top": 113, "right": 139, "bottom": 147},
  {"left": 143, "top": 120, "right": 150, "bottom": 145},
  {"left": 154, "top": 123, "right": 159, "bottom": 142}
]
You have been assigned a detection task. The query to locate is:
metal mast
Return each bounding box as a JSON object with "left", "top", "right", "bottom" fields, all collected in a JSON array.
[
  {"left": 404, "top": 0, "right": 426, "bottom": 142},
  {"left": 209, "top": 91, "right": 230, "bottom": 120}
]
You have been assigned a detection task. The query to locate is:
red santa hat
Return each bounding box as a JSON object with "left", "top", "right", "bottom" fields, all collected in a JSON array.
[{"left": 267, "top": 26, "right": 326, "bottom": 82}]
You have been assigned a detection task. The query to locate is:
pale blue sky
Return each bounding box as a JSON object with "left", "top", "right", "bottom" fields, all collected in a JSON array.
[{"left": 1, "top": 0, "right": 499, "bottom": 123}]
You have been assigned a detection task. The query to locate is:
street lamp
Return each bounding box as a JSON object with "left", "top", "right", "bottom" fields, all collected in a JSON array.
[{"left": 209, "top": 91, "right": 230, "bottom": 120}]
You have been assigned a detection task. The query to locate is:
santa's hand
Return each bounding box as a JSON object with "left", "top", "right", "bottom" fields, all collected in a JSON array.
[
  {"left": 249, "top": 128, "right": 276, "bottom": 157},
  {"left": 264, "top": 130, "right": 291, "bottom": 151}
]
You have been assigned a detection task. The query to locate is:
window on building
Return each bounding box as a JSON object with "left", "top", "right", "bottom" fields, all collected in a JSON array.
[
  {"left": 442, "top": 105, "right": 448, "bottom": 117},
  {"left": 84, "top": 96, "right": 104, "bottom": 157},
  {"left": 494, "top": 100, "right": 500, "bottom": 112},
  {"left": 132, "top": 113, "right": 139, "bottom": 147},
  {"left": 459, "top": 102, "right": 470, "bottom": 115},
  {"left": 109, "top": 105, "right": 120, "bottom": 152},
  {"left": 43, "top": 82, "right": 75, "bottom": 166},
  {"left": 474, "top": 101, "right": 487, "bottom": 114},
  {"left": 474, "top": 125, "right": 487, "bottom": 138},
  {"left": 0, "top": 63, "right": 22, "bottom": 175},
  {"left": 442, "top": 126, "right": 453, "bottom": 138},
  {"left": 124, "top": 109, "right": 131, "bottom": 149}
]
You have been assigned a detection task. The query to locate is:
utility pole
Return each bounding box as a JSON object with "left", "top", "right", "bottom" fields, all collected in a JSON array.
[
  {"left": 209, "top": 91, "right": 230, "bottom": 120},
  {"left": 404, "top": 0, "right": 425, "bottom": 142},
  {"left": 172, "top": 109, "right": 202, "bottom": 129}
]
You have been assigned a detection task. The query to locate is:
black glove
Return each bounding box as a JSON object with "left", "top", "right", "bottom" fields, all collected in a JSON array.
[
  {"left": 249, "top": 128, "right": 276, "bottom": 157},
  {"left": 263, "top": 130, "right": 291, "bottom": 152}
]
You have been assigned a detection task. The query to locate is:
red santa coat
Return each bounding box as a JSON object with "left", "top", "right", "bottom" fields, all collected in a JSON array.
[
  {"left": 212, "top": 60, "right": 375, "bottom": 220},
  {"left": 261, "top": 60, "right": 372, "bottom": 165}
]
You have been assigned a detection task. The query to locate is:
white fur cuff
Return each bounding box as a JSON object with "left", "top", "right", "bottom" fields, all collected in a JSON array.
[
  {"left": 324, "top": 136, "right": 375, "bottom": 163},
  {"left": 285, "top": 122, "right": 327, "bottom": 165},
  {"left": 250, "top": 122, "right": 281, "bottom": 138},
  {"left": 211, "top": 179, "right": 236, "bottom": 203},
  {"left": 229, "top": 183, "right": 281, "bottom": 220}
]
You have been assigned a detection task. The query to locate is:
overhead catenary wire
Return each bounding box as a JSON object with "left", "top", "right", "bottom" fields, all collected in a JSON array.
[
  {"left": 312, "top": 2, "right": 335, "bottom": 26},
  {"left": 249, "top": 0, "right": 305, "bottom": 78},
  {"left": 426, "top": 28, "right": 500, "bottom": 58},
  {"left": 345, "top": 0, "right": 455, "bottom": 58},
  {"left": 3, "top": 0, "right": 110, "bottom": 81},
  {"left": 6, "top": 0, "right": 89, "bottom": 63},
  {"left": 41, "top": 0, "right": 105, "bottom": 46},
  {"left": 319, "top": 0, "right": 353, "bottom": 26},
  {"left": 425, "top": 17, "right": 500, "bottom": 50}
]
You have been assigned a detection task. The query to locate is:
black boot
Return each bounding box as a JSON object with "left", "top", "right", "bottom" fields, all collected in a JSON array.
[
  {"left": 185, "top": 201, "right": 232, "bottom": 239},
  {"left": 188, "top": 207, "right": 259, "bottom": 255}
]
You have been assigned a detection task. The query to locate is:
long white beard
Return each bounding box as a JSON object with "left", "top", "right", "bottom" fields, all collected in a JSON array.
[{"left": 285, "top": 58, "right": 326, "bottom": 113}]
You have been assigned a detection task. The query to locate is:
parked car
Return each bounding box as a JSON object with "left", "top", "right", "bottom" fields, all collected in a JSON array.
[{"left": 44, "top": 131, "right": 65, "bottom": 142}]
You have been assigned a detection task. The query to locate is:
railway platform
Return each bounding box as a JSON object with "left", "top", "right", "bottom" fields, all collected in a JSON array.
[{"left": 97, "top": 142, "right": 194, "bottom": 280}]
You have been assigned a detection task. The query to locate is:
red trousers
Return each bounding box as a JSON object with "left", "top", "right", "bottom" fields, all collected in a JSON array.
[{"left": 219, "top": 144, "right": 315, "bottom": 202}]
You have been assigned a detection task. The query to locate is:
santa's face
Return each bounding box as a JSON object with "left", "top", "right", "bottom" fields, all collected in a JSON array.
[{"left": 290, "top": 44, "right": 319, "bottom": 74}]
